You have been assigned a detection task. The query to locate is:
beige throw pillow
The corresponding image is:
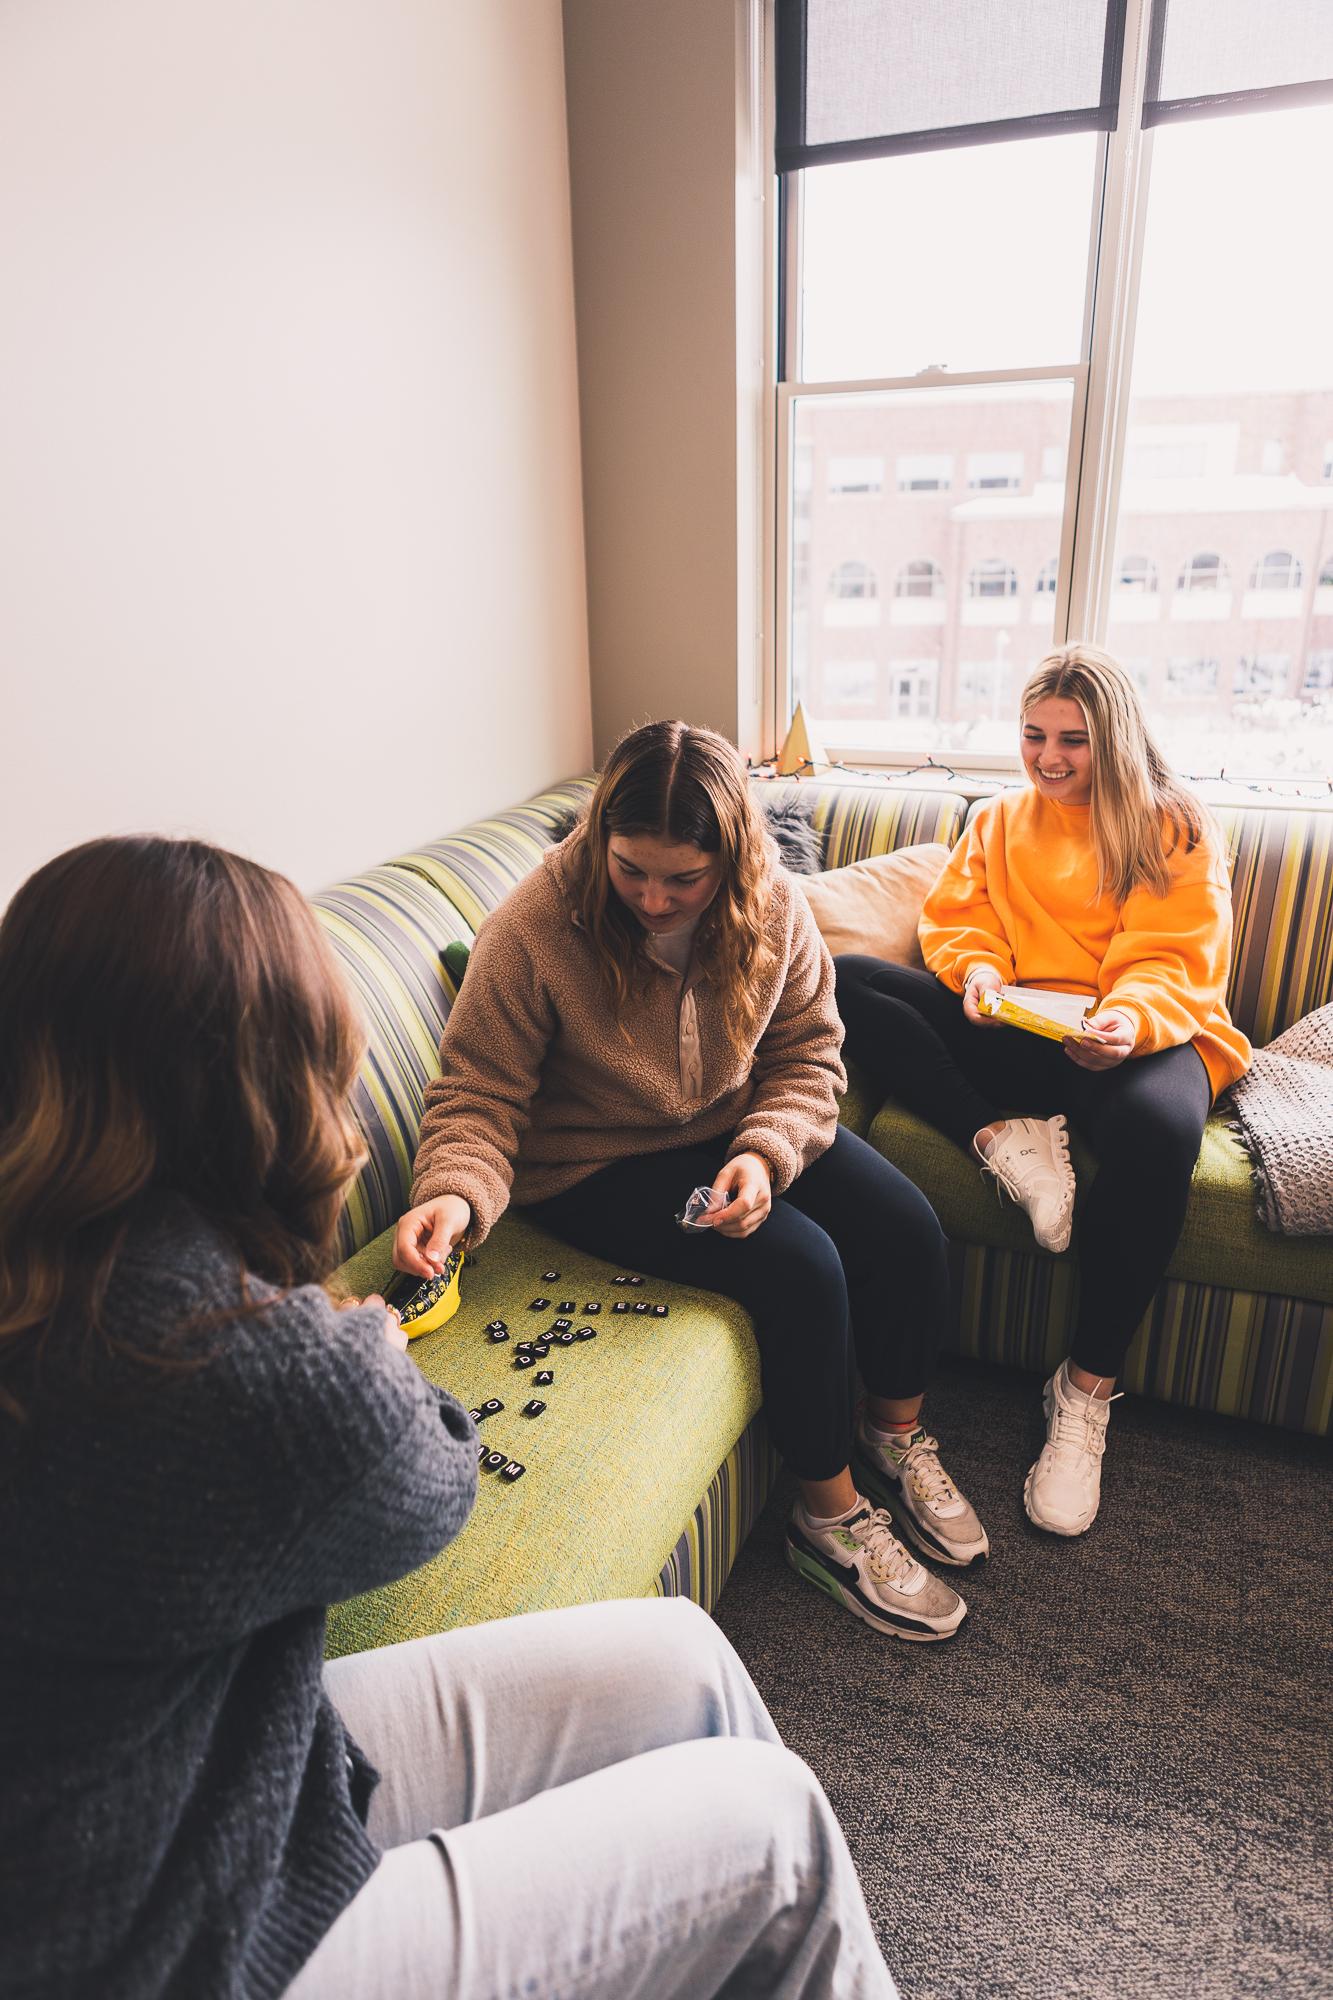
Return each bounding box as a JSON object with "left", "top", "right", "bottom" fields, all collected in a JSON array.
[{"left": 799, "top": 843, "right": 951, "bottom": 969}]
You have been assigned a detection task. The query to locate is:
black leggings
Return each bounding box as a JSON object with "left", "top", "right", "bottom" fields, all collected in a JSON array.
[
  {"left": 524, "top": 1126, "right": 948, "bottom": 1483},
  {"left": 834, "top": 956, "right": 1211, "bottom": 1381}
]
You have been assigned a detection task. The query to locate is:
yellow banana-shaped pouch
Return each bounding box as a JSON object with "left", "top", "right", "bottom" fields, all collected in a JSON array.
[{"left": 396, "top": 1249, "right": 464, "bottom": 1339}]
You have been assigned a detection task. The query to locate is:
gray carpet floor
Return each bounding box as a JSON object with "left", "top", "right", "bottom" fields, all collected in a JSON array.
[{"left": 713, "top": 1361, "right": 1333, "bottom": 2000}]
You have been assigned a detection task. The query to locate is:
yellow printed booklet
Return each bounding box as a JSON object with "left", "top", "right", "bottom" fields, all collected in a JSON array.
[{"left": 979, "top": 985, "right": 1096, "bottom": 1042}]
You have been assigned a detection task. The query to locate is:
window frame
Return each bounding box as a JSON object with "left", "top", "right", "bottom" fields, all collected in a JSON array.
[{"left": 771, "top": 0, "right": 1165, "bottom": 773}]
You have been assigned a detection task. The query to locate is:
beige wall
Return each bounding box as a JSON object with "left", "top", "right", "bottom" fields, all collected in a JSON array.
[
  {"left": 0, "top": 0, "right": 591, "bottom": 911},
  {"left": 563, "top": 0, "right": 766, "bottom": 762}
]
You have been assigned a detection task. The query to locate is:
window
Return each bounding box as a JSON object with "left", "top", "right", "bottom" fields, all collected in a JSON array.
[
  {"left": 1116, "top": 555, "right": 1157, "bottom": 593},
  {"left": 820, "top": 659, "right": 877, "bottom": 706},
  {"left": 895, "top": 560, "right": 944, "bottom": 600},
  {"left": 1304, "top": 652, "right": 1333, "bottom": 693},
  {"left": 1249, "top": 550, "right": 1302, "bottom": 591},
  {"left": 969, "top": 561, "right": 1018, "bottom": 600},
  {"left": 1166, "top": 656, "right": 1220, "bottom": 696},
  {"left": 829, "top": 455, "right": 884, "bottom": 495},
  {"left": 897, "top": 453, "right": 953, "bottom": 493},
  {"left": 780, "top": 5, "right": 1333, "bottom": 774},
  {"left": 1235, "top": 654, "right": 1291, "bottom": 697},
  {"left": 1177, "top": 553, "right": 1228, "bottom": 594},
  {"left": 889, "top": 661, "right": 939, "bottom": 719},
  {"left": 967, "top": 451, "right": 1023, "bottom": 492},
  {"left": 828, "top": 561, "right": 876, "bottom": 600}
]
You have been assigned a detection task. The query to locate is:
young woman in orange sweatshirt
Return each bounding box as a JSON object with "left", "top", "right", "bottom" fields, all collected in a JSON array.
[{"left": 836, "top": 645, "right": 1250, "bottom": 1537}]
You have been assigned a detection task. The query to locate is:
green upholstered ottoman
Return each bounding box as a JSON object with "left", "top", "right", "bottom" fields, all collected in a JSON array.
[{"left": 325, "top": 1215, "right": 776, "bottom": 1655}]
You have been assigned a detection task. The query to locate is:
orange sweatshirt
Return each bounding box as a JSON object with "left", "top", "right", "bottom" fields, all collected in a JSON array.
[{"left": 918, "top": 789, "right": 1251, "bottom": 1098}]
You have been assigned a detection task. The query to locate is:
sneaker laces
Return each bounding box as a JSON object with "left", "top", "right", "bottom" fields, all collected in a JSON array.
[
  {"left": 1048, "top": 1380, "right": 1123, "bottom": 1464},
  {"left": 889, "top": 1432, "right": 960, "bottom": 1512},
  {"left": 851, "top": 1507, "right": 920, "bottom": 1587}
]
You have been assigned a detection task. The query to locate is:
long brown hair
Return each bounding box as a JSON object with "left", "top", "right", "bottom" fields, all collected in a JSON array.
[
  {"left": 1021, "top": 644, "right": 1205, "bottom": 902},
  {"left": 0, "top": 837, "right": 367, "bottom": 1421},
  {"left": 564, "top": 720, "right": 774, "bottom": 1056}
]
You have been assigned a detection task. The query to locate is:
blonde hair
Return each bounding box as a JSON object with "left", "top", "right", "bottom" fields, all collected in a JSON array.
[
  {"left": 0, "top": 838, "right": 367, "bottom": 1424},
  {"left": 1021, "top": 643, "right": 1205, "bottom": 902},
  {"left": 563, "top": 720, "right": 774, "bottom": 1058}
]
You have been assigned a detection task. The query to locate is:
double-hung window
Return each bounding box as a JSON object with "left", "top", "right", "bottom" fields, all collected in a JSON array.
[{"left": 775, "top": 0, "right": 1333, "bottom": 777}]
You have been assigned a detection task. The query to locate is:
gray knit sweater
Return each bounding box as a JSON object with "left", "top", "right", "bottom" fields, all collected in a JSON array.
[{"left": 0, "top": 1197, "right": 478, "bottom": 2000}]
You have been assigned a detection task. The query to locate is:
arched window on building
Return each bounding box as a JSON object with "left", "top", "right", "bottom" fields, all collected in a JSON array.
[
  {"left": 968, "top": 560, "right": 1018, "bottom": 600},
  {"left": 1249, "top": 550, "right": 1302, "bottom": 591},
  {"left": 828, "top": 560, "right": 877, "bottom": 600},
  {"left": 1177, "top": 552, "right": 1228, "bottom": 593},
  {"left": 1116, "top": 554, "right": 1157, "bottom": 593},
  {"left": 894, "top": 559, "right": 944, "bottom": 599}
]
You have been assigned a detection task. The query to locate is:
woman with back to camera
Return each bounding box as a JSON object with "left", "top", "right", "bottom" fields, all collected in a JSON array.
[
  {"left": 835, "top": 644, "right": 1250, "bottom": 1537},
  {"left": 395, "top": 719, "right": 988, "bottom": 1648},
  {"left": 0, "top": 834, "right": 895, "bottom": 2000}
]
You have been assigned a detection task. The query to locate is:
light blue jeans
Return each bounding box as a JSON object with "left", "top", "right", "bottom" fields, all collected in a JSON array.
[{"left": 287, "top": 1597, "right": 896, "bottom": 1999}]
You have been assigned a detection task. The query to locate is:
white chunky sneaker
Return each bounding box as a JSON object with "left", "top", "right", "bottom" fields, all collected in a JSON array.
[
  {"left": 786, "top": 1501, "right": 967, "bottom": 1641},
  {"left": 975, "top": 1114, "right": 1075, "bottom": 1253},
  {"left": 1024, "top": 1360, "right": 1123, "bottom": 1536},
  {"left": 853, "top": 1422, "right": 990, "bottom": 1567}
]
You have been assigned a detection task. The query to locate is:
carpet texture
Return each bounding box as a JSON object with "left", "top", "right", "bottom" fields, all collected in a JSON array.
[{"left": 713, "top": 1359, "right": 1333, "bottom": 2000}]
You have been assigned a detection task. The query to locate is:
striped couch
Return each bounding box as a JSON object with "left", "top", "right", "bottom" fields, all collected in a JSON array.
[{"left": 319, "top": 774, "right": 1331, "bottom": 1653}]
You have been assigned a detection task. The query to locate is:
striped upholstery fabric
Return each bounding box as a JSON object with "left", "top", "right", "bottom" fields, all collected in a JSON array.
[
  {"left": 1214, "top": 805, "right": 1333, "bottom": 1044},
  {"left": 312, "top": 867, "right": 473, "bottom": 1257},
  {"left": 391, "top": 778, "right": 597, "bottom": 931},
  {"left": 947, "top": 1240, "right": 1332, "bottom": 1436},
  {"left": 651, "top": 1417, "right": 780, "bottom": 1608},
  {"left": 755, "top": 778, "right": 968, "bottom": 871}
]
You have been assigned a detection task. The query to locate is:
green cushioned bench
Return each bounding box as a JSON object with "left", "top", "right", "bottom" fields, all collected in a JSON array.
[{"left": 326, "top": 1216, "right": 767, "bottom": 1653}]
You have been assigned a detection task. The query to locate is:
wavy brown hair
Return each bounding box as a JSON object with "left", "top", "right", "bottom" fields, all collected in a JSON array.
[
  {"left": 1021, "top": 643, "right": 1206, "bottom": 902},
  {"left": 0, "top": 837, "right": 367, "bottom": 1422},
  {"left": 563, "top": 720, "right": 775, "bottom": 1057}
]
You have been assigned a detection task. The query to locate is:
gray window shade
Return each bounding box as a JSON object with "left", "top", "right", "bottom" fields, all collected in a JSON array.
[
  {"left": 776, "top": 0, "right": 1125, "bottom": 171},
  {"left": 1145, "top": 0, "right": 1333, "bottom": 124}
]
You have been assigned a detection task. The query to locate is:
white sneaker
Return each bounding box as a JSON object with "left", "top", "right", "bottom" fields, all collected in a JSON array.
[
  {"left": 1024, "top": 1361, "right": 1123, "bottom": 1536},
  {"left": 853, "top": 1422, "right": 990, "bottom": 1567},
  {"left": 785, "top": 1501, "right": 967, "bottom": 1641},
  {"left": 975, "top": 1115, "right": 1075, "bottom": 1253}
]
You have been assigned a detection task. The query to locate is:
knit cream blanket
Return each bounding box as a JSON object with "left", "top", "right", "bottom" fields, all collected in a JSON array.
[{"left": 1225, "top": 1003, "right": 1333, "bottom": 1236}]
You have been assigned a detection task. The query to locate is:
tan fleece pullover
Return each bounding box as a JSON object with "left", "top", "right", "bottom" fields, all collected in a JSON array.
[{"left": 410, "top": 839, "right": 847, "bottom": 1243}]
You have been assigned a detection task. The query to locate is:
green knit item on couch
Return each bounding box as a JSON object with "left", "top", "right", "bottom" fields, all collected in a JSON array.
[{"left": 325, "top": 1213, "right": 762, "bottom": 1657}]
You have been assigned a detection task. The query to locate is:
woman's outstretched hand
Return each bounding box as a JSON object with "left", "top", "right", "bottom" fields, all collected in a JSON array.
[
  {"left": 393, "top": 1195, "right": 472, "bottom": 1278},
  {"left": 707, "top": 1152, "right": 773, "bottom": 1238},
  {"left": 1064, "top": 1010, "right": 1136, "bottom": 1071}
]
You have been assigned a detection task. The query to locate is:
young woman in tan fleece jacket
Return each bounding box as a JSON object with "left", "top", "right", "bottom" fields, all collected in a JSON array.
[{"left": 395, "top": 721, "right": 988, "bottom": 1643}]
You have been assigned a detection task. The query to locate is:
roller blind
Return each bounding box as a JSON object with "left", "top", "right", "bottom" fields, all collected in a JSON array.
[
  {"left": 775, "top": 0, "right": 1126, "bottom": 171},
  {"left": 1144, "top": 0, "right": 1333, "bottom": 125}
]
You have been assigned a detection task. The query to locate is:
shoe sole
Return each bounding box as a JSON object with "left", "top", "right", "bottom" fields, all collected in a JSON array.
[
  {"left": 784, "top": 1536, "right": 966, "bottom": 1642},
  {"left": 851, "top": 1449, "right": 989, "bottom": 1569}
]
